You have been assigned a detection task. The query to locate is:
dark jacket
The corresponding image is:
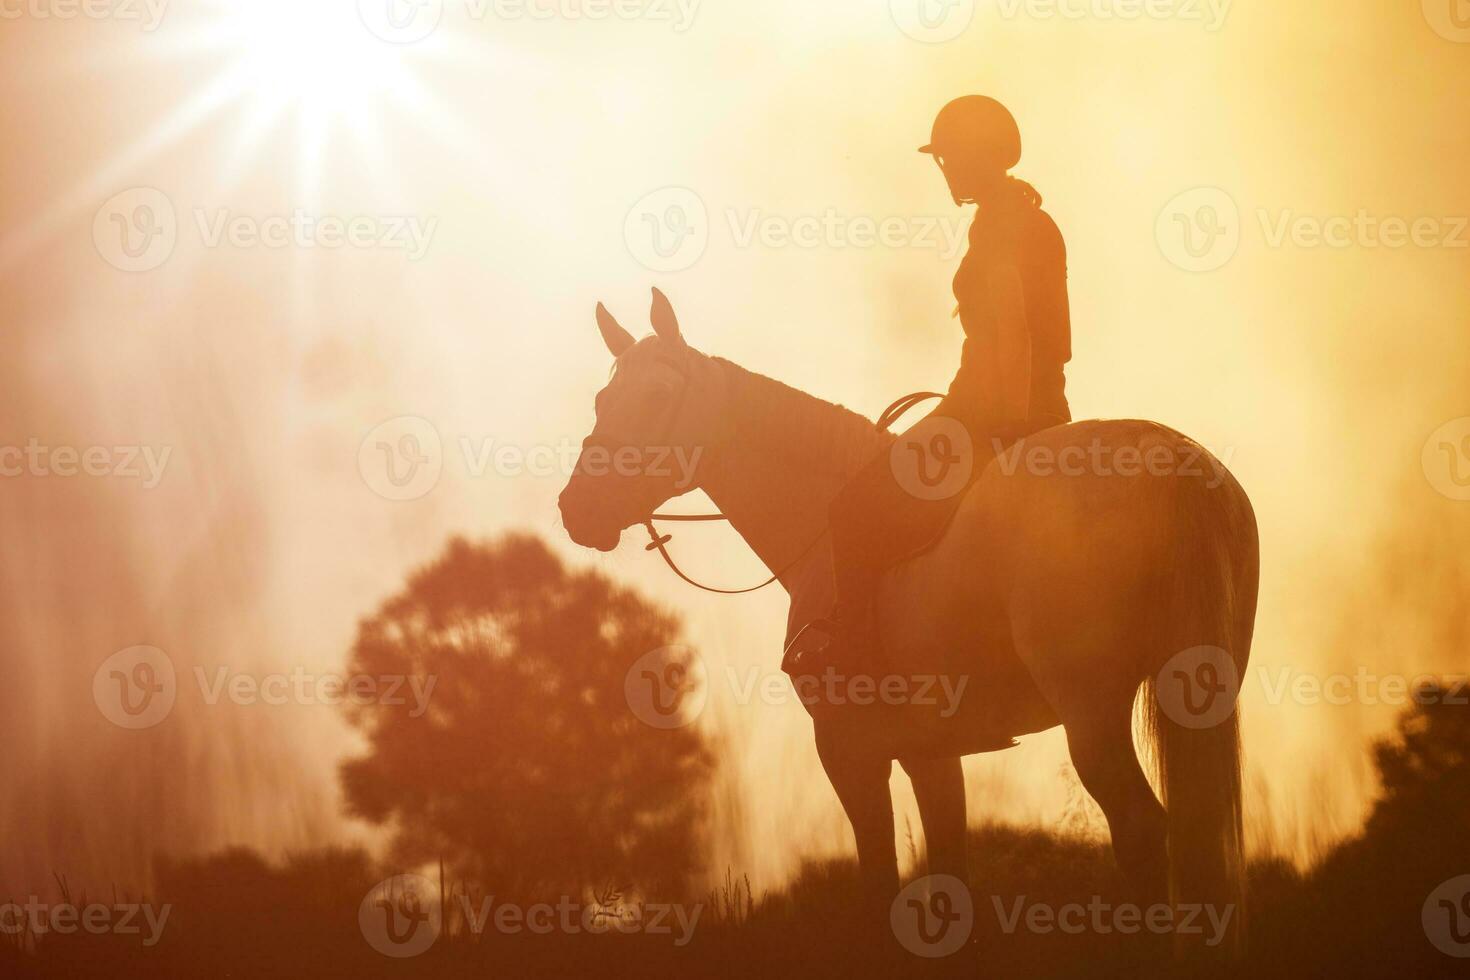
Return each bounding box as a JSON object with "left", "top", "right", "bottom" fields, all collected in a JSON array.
[{"left": 942, "top": 190, "right": 1072, "bottom": 432}]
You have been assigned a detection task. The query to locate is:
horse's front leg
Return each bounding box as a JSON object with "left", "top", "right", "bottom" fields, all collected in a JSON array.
[
  {"left": 900, "top": 754, "right": 968, "bottom": 882},
  {"left": 815, "top": 719, "right": 898, "bottom": 916}
]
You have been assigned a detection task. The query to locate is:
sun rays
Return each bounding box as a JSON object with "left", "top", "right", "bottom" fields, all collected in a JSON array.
[{"left": 0, "top": 0, "right": 524, "bottom": 272}]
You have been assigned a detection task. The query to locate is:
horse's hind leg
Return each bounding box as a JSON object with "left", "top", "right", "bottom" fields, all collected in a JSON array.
[
  {"left": 815, "top": 720, "right": 899, "bottom": 915},
  {"left": 900, "top": 755, "right": 968, "bottom": 882},
  {"left": 1011, "top": 584, "right": 1170, "bottom": 905},
  {"left": 1063, "top": 698, "right": 1169, "bottom": 906}
]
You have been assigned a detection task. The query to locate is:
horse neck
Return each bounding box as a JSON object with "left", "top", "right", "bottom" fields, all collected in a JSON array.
[{"left": 696, "top": 357, "right": 888, "bottom": 591}]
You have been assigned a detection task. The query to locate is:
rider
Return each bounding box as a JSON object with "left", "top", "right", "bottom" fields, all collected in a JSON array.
[{"left": 788, "top": 95, "right": 1073, "bottom": 684}]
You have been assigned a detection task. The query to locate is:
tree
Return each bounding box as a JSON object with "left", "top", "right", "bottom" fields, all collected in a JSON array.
[
  {"left": 339, "top": 534, "right": 712, "bottom": 900},
  {"left": 1364, "top": 680, "right": 1470, "bottom": 850},
  {"left": 1273, "top": 681, "right": 1470, "bottom": 976}
]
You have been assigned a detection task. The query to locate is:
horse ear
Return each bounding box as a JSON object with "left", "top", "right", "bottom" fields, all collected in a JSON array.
[
  {"left": 650, "top": 287, "right": 685, "bottom": 347},
  {"left": 595, "top": 302, "right": 636, "bottom": 358}
]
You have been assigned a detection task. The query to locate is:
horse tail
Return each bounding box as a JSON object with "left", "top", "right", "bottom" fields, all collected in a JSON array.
[{"left": 1139, "top": 444, "right": 1258, "bottom": 953}]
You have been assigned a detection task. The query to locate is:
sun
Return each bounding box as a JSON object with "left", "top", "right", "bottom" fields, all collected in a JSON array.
[
  {"left": 220, "top": 1, "right": 405, "bottom": 117},
  {"left": 0, "top": 0, "right": 518, "bottom": 271}
]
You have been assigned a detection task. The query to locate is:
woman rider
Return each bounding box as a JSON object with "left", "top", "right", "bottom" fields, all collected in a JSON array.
[{"left": 787, "top": 95, "right": 1073, "bottom": 687}]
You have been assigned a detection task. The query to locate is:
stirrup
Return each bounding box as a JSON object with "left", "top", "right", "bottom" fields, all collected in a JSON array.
[{"left": 781, "top": 619, "right": 838, "bottom": 677}]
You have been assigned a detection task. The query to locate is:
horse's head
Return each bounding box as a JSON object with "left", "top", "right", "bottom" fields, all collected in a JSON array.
[{"left": 559, "top": 288, "right": 721, "bottom": 552}]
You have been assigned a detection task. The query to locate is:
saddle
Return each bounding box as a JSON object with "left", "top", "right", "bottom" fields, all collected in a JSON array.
[{"left": 778, "top": 407, "right": 1061, "bottom": 752}]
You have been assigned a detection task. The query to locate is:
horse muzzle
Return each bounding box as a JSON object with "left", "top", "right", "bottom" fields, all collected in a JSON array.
[{"left": 558, "top": 486, "right": 625, "bottom": 553}]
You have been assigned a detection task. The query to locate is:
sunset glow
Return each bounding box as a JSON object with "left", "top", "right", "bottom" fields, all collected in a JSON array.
[{"left": 2, "top": 2, "right": 1468, "bottom": 976}]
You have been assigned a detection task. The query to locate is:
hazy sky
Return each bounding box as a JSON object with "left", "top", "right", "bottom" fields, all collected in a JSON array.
[{"left": 2, "top": 0, "right": 1467, "bottom": 894}]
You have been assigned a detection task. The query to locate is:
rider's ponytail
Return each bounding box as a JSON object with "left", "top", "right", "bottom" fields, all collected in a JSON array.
[{"left": 1006, "top": 175, "right": 1043, "bottom": 208}]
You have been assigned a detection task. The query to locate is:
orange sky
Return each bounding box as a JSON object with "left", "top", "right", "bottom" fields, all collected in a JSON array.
[{"left": 1, "top": 0, "right": 1467, "bottom": 895}]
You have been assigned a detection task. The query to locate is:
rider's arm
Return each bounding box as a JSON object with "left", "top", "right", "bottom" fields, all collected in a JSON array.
[
  {"left": 987, "top": 262, "right": 1032, "bottom": 424},
  {"left": 1028, "top": 213, "right": 1072, "bottom": 380}
]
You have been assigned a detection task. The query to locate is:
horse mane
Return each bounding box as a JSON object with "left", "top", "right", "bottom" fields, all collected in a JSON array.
[{"left": 712, "top": 355, "right": 893, "bottom": 479}]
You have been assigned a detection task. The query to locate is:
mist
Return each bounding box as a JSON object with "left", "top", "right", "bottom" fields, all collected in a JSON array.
[{"left": 1, "top": 0, "right": 1467, "bottom": 899}]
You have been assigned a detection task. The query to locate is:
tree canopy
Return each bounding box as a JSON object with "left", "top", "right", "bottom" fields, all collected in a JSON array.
[{"left": 339, "top": 534, "right": 712, "bottom": 900}]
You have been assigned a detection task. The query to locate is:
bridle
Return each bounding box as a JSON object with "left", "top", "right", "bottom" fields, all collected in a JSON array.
[{"left": 640, "top": 387, "right": 946, "bottom": 595}]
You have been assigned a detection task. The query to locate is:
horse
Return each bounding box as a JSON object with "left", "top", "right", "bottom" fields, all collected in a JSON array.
[{"left": 558, "top": 289, "right": 1259, "bottom": 950}]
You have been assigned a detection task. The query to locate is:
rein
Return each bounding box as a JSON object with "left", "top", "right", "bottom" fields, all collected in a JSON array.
[{"left": 641, "top": 390, "right": 946, "bottom": 595}]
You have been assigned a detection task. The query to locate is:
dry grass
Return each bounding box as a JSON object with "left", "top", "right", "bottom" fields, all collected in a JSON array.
[{"left": 3, "top": 818, "right": 1464, "bottom": 979}]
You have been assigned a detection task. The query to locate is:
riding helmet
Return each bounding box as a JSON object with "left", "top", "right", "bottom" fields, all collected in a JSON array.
[{"left": 918, "top": 96, "right": 1022, "bottom": 172}]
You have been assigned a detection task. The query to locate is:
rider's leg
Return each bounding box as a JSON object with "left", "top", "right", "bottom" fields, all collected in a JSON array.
[
  {"left": 819, "top": 413, "right": 994, "bottom": 664},
  {"left": 789, "top": 412, "right": 1042, "bottom": 679},
  {"left": 825, "top": 451, "right": 908, "bottom": 661}
]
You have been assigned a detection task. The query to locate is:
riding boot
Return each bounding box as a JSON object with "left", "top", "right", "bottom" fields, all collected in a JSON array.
[
  {"left": 825, "top": 551, "right": 884, "bottom": 673},
  {"left": 782, "top": 612, "right": 882, "bottom": 718},
  {"left": 781, "top": 474, "right": 887, "bottom": 714}
]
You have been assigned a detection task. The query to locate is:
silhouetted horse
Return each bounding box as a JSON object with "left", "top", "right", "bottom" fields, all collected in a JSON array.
[{"left": 559, "top": 290, "right": 1258, "bottom": 950}]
